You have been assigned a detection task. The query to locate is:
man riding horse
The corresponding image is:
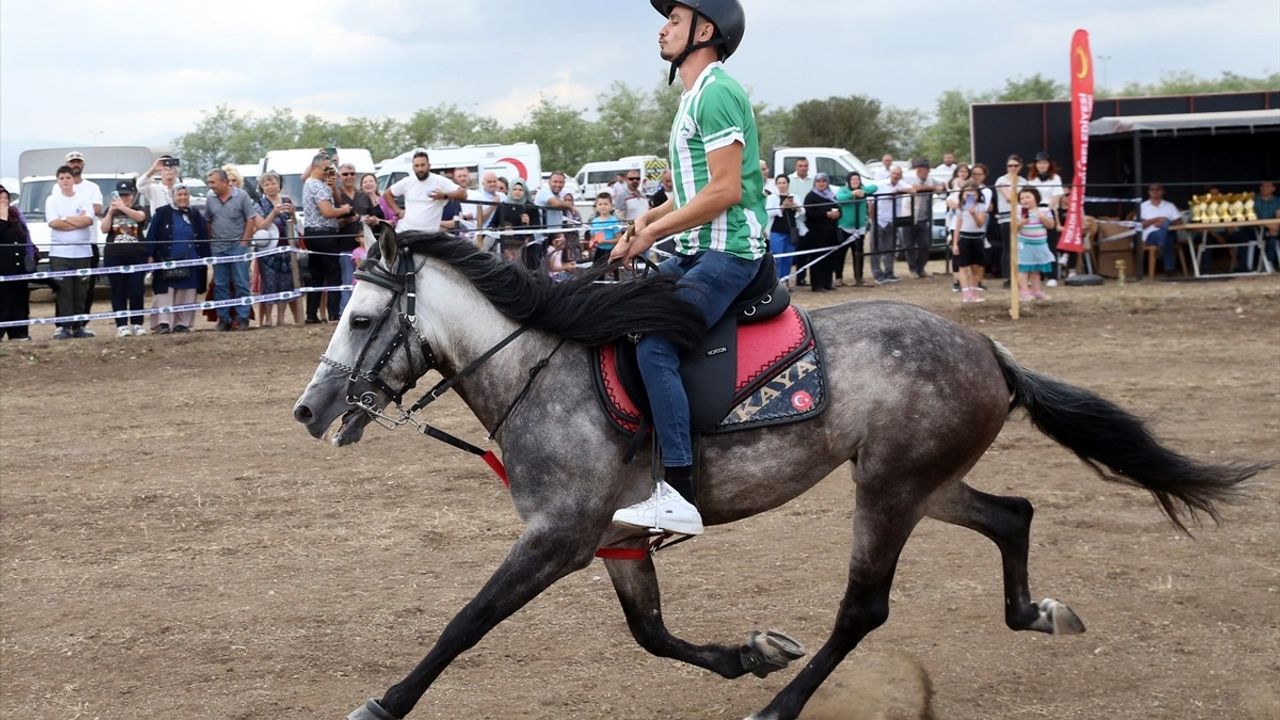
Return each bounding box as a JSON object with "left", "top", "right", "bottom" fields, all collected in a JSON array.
[{"left": 610, "top": 0, "right": 766, "bottom": 536}]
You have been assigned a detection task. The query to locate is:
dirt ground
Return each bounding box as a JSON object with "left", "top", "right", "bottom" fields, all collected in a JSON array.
[{"left": 2, "top": 264, "right": 1278, "bottom": 720}]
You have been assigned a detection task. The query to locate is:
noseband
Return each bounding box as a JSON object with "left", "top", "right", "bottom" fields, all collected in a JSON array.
[{"left": 319, "top": 248, "right": 436, "bottom": 414}]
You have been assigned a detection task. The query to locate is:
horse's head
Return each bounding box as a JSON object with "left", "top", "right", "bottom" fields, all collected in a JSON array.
[{"left": 293, "top": 225, "right": 437, "bottom": 446}]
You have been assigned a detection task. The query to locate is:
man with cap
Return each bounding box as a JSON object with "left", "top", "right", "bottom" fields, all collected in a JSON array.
[
  {"left": 609, "top": 0, "right": 762, "bottom": 536},
  {"left": 100, "top": 179, "right": 151, "bottom": 336},
  {"left": 902, "top": 157, "right": 944, "bottom": 279},
  {"left": 66, "top": 150, "right": 105, "bottom": 317}
]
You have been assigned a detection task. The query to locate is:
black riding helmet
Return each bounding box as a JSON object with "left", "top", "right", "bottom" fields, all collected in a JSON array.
[{"left": 651, "top": 0, "right": 746, "bottom": 84}]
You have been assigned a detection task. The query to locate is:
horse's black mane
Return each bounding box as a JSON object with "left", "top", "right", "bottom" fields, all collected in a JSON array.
[{"left": 392, "top": 232, "right": 705, "bottom": 349}]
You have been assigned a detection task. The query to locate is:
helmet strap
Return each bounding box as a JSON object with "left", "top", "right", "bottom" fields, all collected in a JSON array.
[{"left": 666, "top": 11, "right": 727, "bottom": 85}]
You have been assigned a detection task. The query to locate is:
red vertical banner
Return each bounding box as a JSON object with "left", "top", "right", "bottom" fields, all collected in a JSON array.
[{"left": 1059, "top": 29, "right": 1093, "bottom": 254}]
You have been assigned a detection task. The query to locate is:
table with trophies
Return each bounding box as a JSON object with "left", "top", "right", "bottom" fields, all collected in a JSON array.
[{"left": 1181, "top": 192, "right": 1276, "bottom": 277}]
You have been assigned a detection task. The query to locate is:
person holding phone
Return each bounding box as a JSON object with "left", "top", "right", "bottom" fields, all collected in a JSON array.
[
  {"left": 1016, "top": 186, "right": 1057, "bottom": 300},
  {"left": 952, "top": 182, "right": 988, "bottom": 303},
  {"left": 101, "top": 180, "right": 151, "bottom": 336},
  {"left": 253, "top": 171, "right": 299, "bottom": 327}
]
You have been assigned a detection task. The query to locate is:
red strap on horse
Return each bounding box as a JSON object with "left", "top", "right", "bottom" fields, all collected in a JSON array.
[{"left": 482, "top": 450, "right": 509, "bottom": 488}]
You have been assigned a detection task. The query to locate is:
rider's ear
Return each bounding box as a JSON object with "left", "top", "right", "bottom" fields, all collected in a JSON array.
[{"left": 379, "top": 224, "right": 399, "bottom": 269}]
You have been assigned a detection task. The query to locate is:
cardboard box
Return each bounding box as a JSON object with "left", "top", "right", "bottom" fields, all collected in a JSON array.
[{"left": 1095, "top": 221, "right": 1137, "bottom": 279}]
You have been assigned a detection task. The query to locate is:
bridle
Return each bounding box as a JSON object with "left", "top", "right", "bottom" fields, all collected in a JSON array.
[
  {"left": 319, "top": 246, "right": 436, "bottom": 422},
  {"left": 317, "top": 236, "right": 554, "bottom": 451}
]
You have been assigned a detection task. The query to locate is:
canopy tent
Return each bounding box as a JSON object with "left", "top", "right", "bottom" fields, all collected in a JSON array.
[{"left": 1091, "top": 109, "right": 1280, "bottom": 137}]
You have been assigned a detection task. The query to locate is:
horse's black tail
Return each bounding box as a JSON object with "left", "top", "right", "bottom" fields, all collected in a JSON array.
[{"left": 991, "top": 341, "right": 1273, "bottom": 534}]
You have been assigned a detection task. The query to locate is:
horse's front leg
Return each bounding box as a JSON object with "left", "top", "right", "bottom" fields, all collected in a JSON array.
[
  {"left": 605, "top": 555, "right": 806, "bottom": 680},
  {"left": 349, "top": 526, "right": 598, "bottom": 720}
]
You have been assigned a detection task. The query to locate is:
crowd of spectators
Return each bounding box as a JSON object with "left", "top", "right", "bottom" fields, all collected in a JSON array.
[{"left": 2, "top": 145, "right": 1277, "bottom": 340}]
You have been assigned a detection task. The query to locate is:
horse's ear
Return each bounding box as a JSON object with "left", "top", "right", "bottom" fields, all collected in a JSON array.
[{"left": 378, "top": 223, "right": 399, "bottom": 269}]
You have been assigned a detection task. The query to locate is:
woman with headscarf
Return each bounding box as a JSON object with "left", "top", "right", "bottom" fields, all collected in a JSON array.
[
  {"left": 804, "top": 173, "right": 842, "bottom": 292},
  {"left": 145, "top": 184, "right": 211, "bottom": 333},
  {"left": 494, "top": 180, "right": 541, "bottom": 265}
]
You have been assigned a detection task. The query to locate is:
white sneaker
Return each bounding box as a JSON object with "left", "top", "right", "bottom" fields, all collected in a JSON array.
[
  {"left": 612, "top": 480, "right": 704, "bottom": 535},
  {"left": 116, "top": 326, "right": 132, "bottom": 338},
  {"left": 1045, "top": 279, "right": 1059, "bottom": 288},
  {"left": 131, "top": 325, "right": 147, "bottom": 336}
]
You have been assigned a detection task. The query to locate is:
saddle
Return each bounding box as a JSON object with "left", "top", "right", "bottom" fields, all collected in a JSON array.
[{"left": 594, "top": 255, "right": 828, "bottom": 446}]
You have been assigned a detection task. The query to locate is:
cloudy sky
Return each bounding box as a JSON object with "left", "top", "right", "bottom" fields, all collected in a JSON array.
[{"left": 2, "top": 0, "right": 1277, "bottom": 176}]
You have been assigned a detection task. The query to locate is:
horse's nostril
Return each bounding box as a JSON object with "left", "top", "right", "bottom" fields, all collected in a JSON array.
[{"left": 293, "top": 404, "right": 314, "bottom": 423}]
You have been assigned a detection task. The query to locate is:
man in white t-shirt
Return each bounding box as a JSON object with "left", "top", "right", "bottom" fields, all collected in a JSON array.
[
  {"left": 873, "top": 154, "right": 895, "bottom": 181},
  {"left": 45, "top": 165, "right": 97, "bottom": 339},
  {"left": 870, "top": 165, "right": 910, "bottom": 283},
  {"left": 932, "top": 151, "right": 958, "bottom": 183},
  {"left": 66, "top": 151, "right": 105, "bottom": 317},
  {"left": 472, "top": 171, "right": 506, "bottom": 250},
  {"left": 383, "top": 150, "right": 467, "bottom": 233},
  {"left": 788, "top": 158, "right": 814, "bottom": 200},
  {"left": 1139, "top": 184, "right": 1183, "bottom": 276},
  {"left": 534, "top": 171, "right": 575, "bottom": 237}
]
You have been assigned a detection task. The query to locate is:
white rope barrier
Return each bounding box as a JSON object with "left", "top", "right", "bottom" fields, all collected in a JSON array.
[{"left": 0, "top": 285, "right": 353, "bottom": 329}]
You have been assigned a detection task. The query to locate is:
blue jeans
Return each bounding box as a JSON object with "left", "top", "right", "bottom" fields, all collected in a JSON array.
[
  {"left": 213, "top": 245, "right": 252, "bottom": 323},
  {"left": 637, "top": 250, "right": 763, "bottom": 467},
  {"left": 338, "top": 254, "right": 355, "bottom": 316},
  {"left": 769, "top": 230, "right": 794, "bottom": 280},
  {"left": 1144, "top": 219, "right": 1176, "bottom": 272}
]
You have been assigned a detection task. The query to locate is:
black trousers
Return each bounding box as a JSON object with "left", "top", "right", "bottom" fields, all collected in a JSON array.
[
  {"left": 108, "top": 264, "right": 147, "bottom": 327},
  {"left": 304, "top": 229, "right": 342, "bottom": 321},
  {"left": 843, "top": 229, "right": 866, "bottom": 283},
  {"left": 0, "top": 278, "right": 29, "bottom": 339},
  {"left": 905, "top": 221, "right": 932, "bottom": 276},
  {"left": 808, "top": 227, "right": 839, "bottom": 291}
]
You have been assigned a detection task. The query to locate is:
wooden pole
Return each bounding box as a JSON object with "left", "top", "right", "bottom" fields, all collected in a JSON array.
[{"left": 1009, "top": 173, "right": 1021, "bottom": 320}]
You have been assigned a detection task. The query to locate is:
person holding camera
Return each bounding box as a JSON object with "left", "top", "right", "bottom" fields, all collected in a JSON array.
[
  {"left": 100, "top": 180, "right": 151, "bottom": 336},
  {"left": 302, "top": 153, "right": 355, "bottom": 323},
  {"left": 139, "top": 155, "right": 183, "bottom": 328},
  {"left": 951, "top": 182, "right": 989, "bottom": 304},
  {"left": 765, "top": 174, "right": 802, "bottom": 285},
  {"left": 253, "top": 171, "right": 299, "bottom": 327}
]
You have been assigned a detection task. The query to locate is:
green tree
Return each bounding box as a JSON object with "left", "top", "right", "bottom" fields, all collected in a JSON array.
[
  {"left": 788, "top": 95, "right": 894, "bottom": 159},
  {"left": 596, "top": 81, "right": 661, "bottom": 158},
  {"left": 918, "top": 89, "right": 989, "bottom": 164},
  {"left": 507, "top": 96, "right": 601, "bottom": 174},
  {"left": 1116, "top": 70, "right": 1280, "bottom": 97},
  {"left": 881, "top": 106, "right": 926, "bottom": 159},
  {"left": 996, "top": 73, "right": 1067, "bottom": 102},
  {"left": 753, "top": 103, "right": 794, "bottom": 159},
  {"left": 173, "top": 105, "right": 253, "bottom": 174}
]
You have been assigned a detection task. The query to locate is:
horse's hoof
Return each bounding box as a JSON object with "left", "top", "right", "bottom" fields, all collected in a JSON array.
[
  {"left": 1039, "top": 598, "right": 1086, "bottom": 635},
  {"left": 740, "top": 629, "right": 807, "bottom": 678},
  {"left": 347, "top": 698, "right": 397, "bottom": 720}
]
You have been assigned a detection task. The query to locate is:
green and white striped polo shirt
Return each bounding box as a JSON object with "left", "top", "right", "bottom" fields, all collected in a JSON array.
[{"left": 667, "top": 62, "right": 767, "bottom": 261}]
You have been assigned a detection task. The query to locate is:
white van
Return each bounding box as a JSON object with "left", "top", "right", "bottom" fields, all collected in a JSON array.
[
  {"left": 376, "top": 143, "right": 542, "bottom": 195},
  {"left": 17, "top": 146, "right": 153, "bottom": 260},
  {"left": 574, "top": 155, "right": 666, "bottom": 201},
  {"left": 771, "top": 147, "right": 872, "bottom": 188},
  {"left": 262, "top": 148, "right": 376, "bottom": 206}
]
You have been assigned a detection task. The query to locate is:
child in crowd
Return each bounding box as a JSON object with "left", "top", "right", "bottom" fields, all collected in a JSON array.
[
  {"left": 953, "top": 182, "right": 988, "bottom": 304},
  {"left": 1016, "top": 187, "right": 1057, "bottom": 300},
  {"left": 546, "top": 234, "right": 577, "bottom": 282},
  {"left": 588, "top": 192, "right": 624, "bottom": 280}
]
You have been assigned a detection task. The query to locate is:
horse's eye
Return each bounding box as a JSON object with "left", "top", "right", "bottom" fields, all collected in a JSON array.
[{"left": 350, "top": 316, "right": 372, "bottom": 330}]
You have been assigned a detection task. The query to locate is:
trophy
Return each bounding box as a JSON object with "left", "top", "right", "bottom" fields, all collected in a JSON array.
[
  {"left": 1190, "top": 194, "right": 1206, "bottom": 223},
  {"left": 1229, "top": 194, "right": 1245, "bottom": 223},
  {"left": 1206, "top": 200, "right": 1221, "bottom": 224},
  {"left": 1245, "top": 193, "right": 1258, "bottom": 222}
]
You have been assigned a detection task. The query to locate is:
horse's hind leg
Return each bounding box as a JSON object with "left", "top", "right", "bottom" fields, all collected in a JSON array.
[
  {"left": 924, "top": 481, "right": 1085, "bottom": 635},
  {"left": 604, "top": 556, "right": 806, "bottom": 679}
]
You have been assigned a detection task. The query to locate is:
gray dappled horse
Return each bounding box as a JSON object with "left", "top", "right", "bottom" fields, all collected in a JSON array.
[{"left": 293, "top": 229, "right": 1268, "bottom": 720}]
